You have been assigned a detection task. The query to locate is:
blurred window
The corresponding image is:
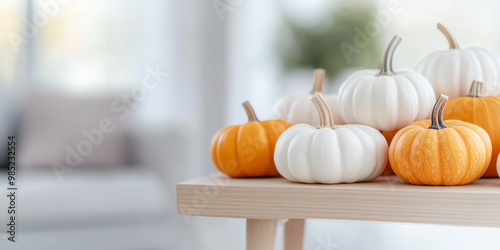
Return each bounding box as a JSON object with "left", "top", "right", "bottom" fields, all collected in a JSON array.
[
  {"left": 0, "top": 1, "right": 25, "bottom": 86},
  {"left": 14, "top": 0, "right": 174, "bottom": 95}
]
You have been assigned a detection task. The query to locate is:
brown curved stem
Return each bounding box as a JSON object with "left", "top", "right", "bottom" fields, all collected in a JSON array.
[
  {"left": 467, "top": 80, "right": 485, "bottom": 98},
  {"left": 311, "top": 98, "right": 326, "bottom": 127},
  {"left": 437, "top": 23, "right": 460, "bottom": 49},
  {"left": 428, "top": 95, "right": 449, "bottom": 130},
  {"left": 242, "top": 101, "right": 259, "bottom": 122},
  {"left": 316, "top": 98, "right": 325, "bottom": 126},
  {"left": 318, "top": 95, "right": 334, "bottom": 128},
  {"left": 378, "top": 35, "right": 402, "bottom": 76},
  {"left": 311, "top": 93, "right": 336, "bottom": 129},
  {"left": 311, "top": 68, "right": 325, "bottom": 94}
]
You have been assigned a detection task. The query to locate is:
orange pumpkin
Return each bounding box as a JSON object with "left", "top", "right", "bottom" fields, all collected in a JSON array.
[
  {"left": 389, "top": 95, "right": 492, "bottom": 185},
  {"left": 382, "top": 130, "right": 398, "bottom": 175},
  {"left": 443, "top": 80, "right": 500, "bottom": 177},
  {"left": 211, "top": 101, "right": 291, "bottom": 177}
]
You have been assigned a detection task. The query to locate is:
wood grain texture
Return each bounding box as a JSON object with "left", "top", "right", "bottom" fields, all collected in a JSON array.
[
  {"left": 246, "top": 219, "right": 277, "bottom": 250},
  {"left": 284, "top": 219, "right": 305, "bottom": 250},
  {"left": 177, "top": 174, "right": 500, "bottom": 227}
]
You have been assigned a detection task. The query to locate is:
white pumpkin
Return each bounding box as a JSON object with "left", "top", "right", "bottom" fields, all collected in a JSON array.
[
  {"left": 273, "top": 69, "right": 345, "bottom": 126},
  {"left": 497, "top": 153, "right": 500, "bottom": 178},
  {"left": 338, "top": 35, "right": 436, "bottom": 131},
  {"left": 416, "top": 23, "right": 500, "bottom": 98},
  {"left": 274, "top": 93, "right": 387, "bottom": 184}
]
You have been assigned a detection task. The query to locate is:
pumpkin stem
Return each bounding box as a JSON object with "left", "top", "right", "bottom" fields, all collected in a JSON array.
[
  {"left": 437, "top": 23, "right": 460, "bottom": 49},
  {"left": 311, "top": 93, "right": 336, "bottom": 129},
  {"left": 316, "top": 98, "right": 325, "bottom": 127},
  {"left": 242, "top": 101, "right": 259, "bottom": 122},
  {"left": 311, "top": 68, "right": 326, "bottom": 94},
  {"left": 428, "top": 94, "right": 449, "bottom": 130},
  {"left": 378, "top": 35, "right": 402, "bottom": 76},
  {"left": 467, "top": 80, "right": 485, "bottom": 98},
  {"left": 312, "top": 97, "right": 326, "bottom": 127}
]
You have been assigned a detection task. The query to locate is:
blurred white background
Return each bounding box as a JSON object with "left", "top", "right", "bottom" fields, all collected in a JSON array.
[{"left": 1, "top": 0, "right": 500, "bottom": 249}]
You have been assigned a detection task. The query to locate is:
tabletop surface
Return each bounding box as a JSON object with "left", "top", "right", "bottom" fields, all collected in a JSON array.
[{"left": 177, "top": 174, "right": 500, "bottom": 227}]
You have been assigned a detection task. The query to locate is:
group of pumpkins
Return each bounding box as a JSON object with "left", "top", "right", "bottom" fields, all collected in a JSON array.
[{"left": 211, "top": 23, "right": 500, "bottom": 186}]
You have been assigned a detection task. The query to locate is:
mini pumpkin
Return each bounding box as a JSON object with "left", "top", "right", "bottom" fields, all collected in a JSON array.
[
  {"left": 211, "top": 101, "right": 291, "bottom": 177},
  {"left": 338, "top": 35, "right": 436, "bottom": 131},
  {"left": 416, "top": 23, "right": 500, "bottom": 98},
  {"left": 443, "top": 80, "right": 500, "bottom": 177},
  {"left": 497, "top": 154, "right": 500, "bottom": 177},
  {"left": 389, "top": 95, "right": 492, "bottom": 185},
  {"left": 382, "top": 130, "right": 398, "bottom": 175},
  {"left": 274, "top": 93, "right": 388, "bottom": 184},
  {"left": 273, "top": 68, "right": 345, "bottom": 126}
]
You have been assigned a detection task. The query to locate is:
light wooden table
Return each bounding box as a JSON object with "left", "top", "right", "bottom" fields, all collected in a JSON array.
[{"left": 177, "top": 174, "right": 500, "bottom": 250}]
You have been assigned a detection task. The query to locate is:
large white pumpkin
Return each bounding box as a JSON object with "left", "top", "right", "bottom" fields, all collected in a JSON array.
[
  {"left": 274, "top": 94, "right": 387, "bottom": 184},
  {"left": 273, "top": 69, "right": 345, "bottom": 126},
  {"left": 416, "top": 23, "right": 500, "bottom": 98},
  {"left": 338, "top": 35, "right": 436, "bottom": 131}
]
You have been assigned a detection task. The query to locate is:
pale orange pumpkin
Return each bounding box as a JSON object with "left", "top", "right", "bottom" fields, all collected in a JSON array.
[
  {"left": 444, "top": 80, "right": 500, "bottom": 177},
  {"left": 389, "top": 95, "right": 492, "bottom": 185},
  {"left": 211, "top": 101, "right": 291, "bottom": 177},
  {"left": 382, "top": 130, "right": 398, "bottom": 175}
]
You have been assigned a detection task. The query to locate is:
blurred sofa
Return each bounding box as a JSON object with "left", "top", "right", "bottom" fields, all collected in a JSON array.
[{"left": 6, "top": 93, "right": 169, "bottom": 249}]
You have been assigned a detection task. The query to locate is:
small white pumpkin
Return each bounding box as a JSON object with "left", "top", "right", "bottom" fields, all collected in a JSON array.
[
  {"left": 416, "top": 23, "right": 500, "bottom": 98},
  {"left": 273, "top": 69, "right": 345, "bottom": 126},
  {"left": 497, "top": 152, "right": 500, "bottom": 178},
  {"left": 338, "top": 35, "right": 436, "bottom": 131},
  {"left": 274, "top": 93, "right": 387, "bottom": 184}
]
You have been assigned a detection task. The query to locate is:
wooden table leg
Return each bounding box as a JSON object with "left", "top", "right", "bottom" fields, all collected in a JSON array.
[
  {"left": 284, "top": 219, "right": 305, "bottom": 250},
  {"left": 246, "top": 219, "right": 278, "bottom": 250}
]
